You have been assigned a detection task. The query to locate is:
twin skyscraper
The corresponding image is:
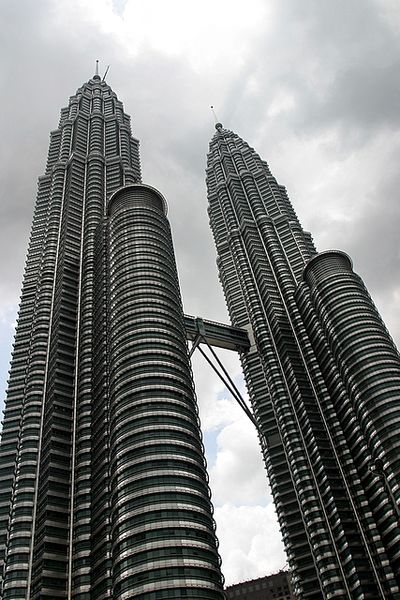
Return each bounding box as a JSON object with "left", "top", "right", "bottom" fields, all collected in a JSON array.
[{"left": 0, "top": 74, "right": 399, "bottom": 599}]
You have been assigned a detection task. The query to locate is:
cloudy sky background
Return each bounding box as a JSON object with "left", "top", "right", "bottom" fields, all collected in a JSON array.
[{"left": 1, "top": 0, "right": 400, "bottom": 587}]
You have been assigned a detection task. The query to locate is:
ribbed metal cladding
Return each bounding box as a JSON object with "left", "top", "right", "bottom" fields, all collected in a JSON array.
[
  {"left": 302, "top": 250, "right": 400, "bottom": 575},
  {"left": 206, "top": 125, "right": 400, "bottom": 599},
  {"left": 105, "top": 184, "right": 224, "bottom": 600}
]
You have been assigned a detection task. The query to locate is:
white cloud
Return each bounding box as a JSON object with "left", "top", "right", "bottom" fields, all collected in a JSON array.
[
  {"left": 215, "top": 504, "right": 286, "bottom": 586},
  {"left": 192, "top": 349, "right": 245, "bottom": 432},
  {"left": 50, "top": 0, "right": 268, "bottom": 71},
  {"left": 209, "top": 416, "right": 270, "bottom": 506}
]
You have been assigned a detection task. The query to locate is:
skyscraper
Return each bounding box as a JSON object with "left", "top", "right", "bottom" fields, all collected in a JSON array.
[
  {"left": 0, "top": 74, "right": 224, "bottom": 599},
  {"left": 206, "top": 123, "right": 400, "bottom": 599}
]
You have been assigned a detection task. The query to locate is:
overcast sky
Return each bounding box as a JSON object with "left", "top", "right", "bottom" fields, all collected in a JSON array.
[{"left": 1, "top": 0, "right": 400, "bottom": 587}]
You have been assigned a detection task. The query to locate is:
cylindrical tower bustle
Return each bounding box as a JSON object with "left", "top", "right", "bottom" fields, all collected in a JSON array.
[
  {"left": 105, "top": 184, "right": 224, "bottom": 600},
  {"left": 301, "top": 250, "right": 400, "bottom": 576}
]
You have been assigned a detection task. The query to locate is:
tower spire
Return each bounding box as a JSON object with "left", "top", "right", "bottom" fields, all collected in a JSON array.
[
  {"left": 210, "top": 105, "right": 223, "bottom": 130},
  {"left": 94, "top": 59, "right": 100, "bottom": 80}
]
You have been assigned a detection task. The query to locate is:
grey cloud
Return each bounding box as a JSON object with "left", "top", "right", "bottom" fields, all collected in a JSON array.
[
  {"left": 221, "top": 0, "right": 400, "bottom": 146},
  {"left": 339, "top": 163, "right": 400, "bottom": 294},
  {"left": 316, "top": 62, "right": 400, "bottom": 130}
]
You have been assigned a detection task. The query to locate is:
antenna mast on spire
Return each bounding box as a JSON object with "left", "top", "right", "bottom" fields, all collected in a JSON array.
[
  {"left": 210, "top": 106, "right": 219, "bottom": 123},
  {"left": 210, "top": 106, "right": 223, "bottom": 131},
  {"left": 95, "top": 59, "right": 99, "bottom": 77},
  {"left": 102, "top": 65, "right": 110, "bottom": 82}
]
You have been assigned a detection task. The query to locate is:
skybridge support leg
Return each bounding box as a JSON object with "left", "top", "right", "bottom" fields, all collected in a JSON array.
[{"left": 189, "top": 335, "right": 264, "bottom": 441}]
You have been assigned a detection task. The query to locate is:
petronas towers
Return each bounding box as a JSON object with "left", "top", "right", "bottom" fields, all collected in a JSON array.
[{"left": 1, "top": 75, "right": 400, "bottom": 599}]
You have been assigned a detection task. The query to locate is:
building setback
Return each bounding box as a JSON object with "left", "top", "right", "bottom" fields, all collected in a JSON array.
[
  {"left": 0, "top": 75, "right": 224, "bottom": 599},
  {"left": 206, "top": 123, "right": 400, "bottom": 599}
]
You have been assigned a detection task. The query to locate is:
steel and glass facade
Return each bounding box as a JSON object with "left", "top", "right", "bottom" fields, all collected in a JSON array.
[
  {"left": 206, "top": 124, "right": 400, "bottom": 599},
  {"left": 0, "top": 76, "right": 224, "bottom": 599}
]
